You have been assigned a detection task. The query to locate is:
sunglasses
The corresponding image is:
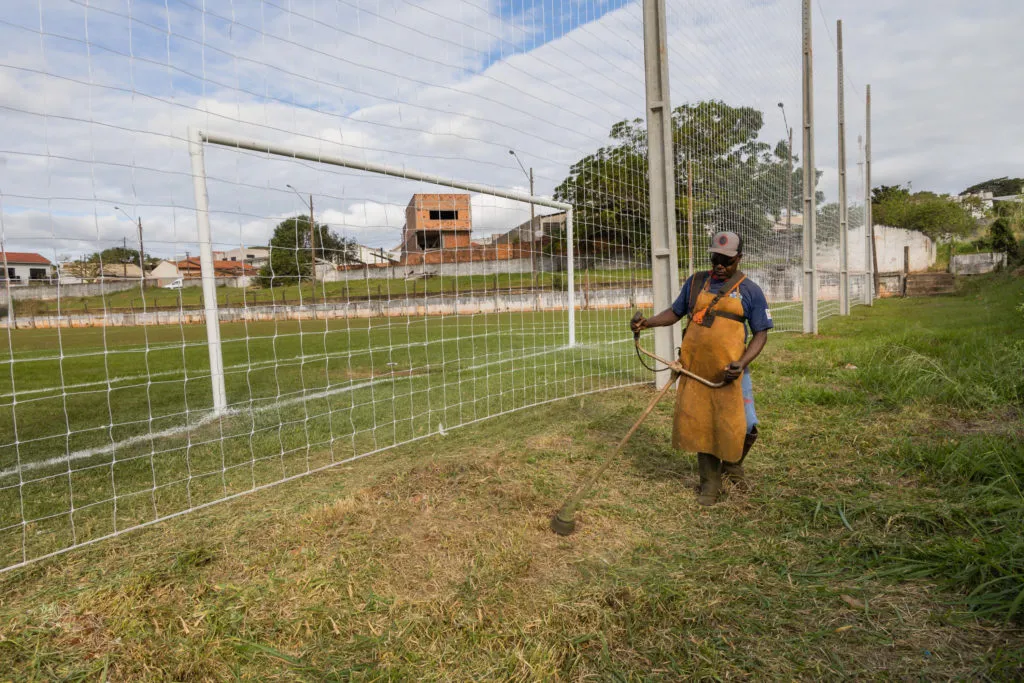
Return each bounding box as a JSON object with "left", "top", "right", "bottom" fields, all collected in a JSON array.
[{"left": 710, "top": 253, "right": 738, "bottom": 267}]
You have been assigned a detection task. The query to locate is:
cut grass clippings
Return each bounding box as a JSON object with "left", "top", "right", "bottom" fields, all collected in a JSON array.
[{"left": 1, "top": 273, "right": 1023, "bottom": 680}]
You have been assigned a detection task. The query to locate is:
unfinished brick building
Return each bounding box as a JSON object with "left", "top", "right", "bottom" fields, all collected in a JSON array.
[{"left": 400, "top": 194, "right": 472, "bottom": 264}]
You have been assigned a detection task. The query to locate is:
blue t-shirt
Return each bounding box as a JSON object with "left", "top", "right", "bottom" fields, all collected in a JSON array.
[{"left": 671, "top": 272, "right": 774, "bottom": 336}]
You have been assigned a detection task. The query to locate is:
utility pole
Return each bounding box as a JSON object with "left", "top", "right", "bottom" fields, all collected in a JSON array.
[
  {"left": 643, "top": 0, "right": 681, "bottom": 386},
  {"left": 509, "top": 150, "right": 536, "bottom": 289},
  {"left": 529, "top": 167, "right": 536, "bottom": 287},
  {"left": 801, "top": 0, "right": 818, "bottom": 333},
  {"left": 122, "top": 236, "right": 128, "bottom": 279},
  {"left": 865, "top": 85, "right": 875, "bottom": 306},
  {"left": 309, "top": 193, "right": 317, "bottom": 306},
  {"left": 287, "top": 184, "right": 318, "bottom": 305},
  {"left": 116, "top": 206, "right": 146, "bottom": 287},
  {"left": 137, "top": 217, "right": 145, "bottom": 288},
  {"left": 837, "top": 20, "right": 849, "bottom": 315}
]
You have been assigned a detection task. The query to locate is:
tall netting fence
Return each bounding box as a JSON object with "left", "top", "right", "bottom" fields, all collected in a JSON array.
[
  {"left": 0, "top": 0, "right": 809, "bottom": 572},
  {"left": 811, "top": 7, "right": 842, "bottom": 322},
  {"left": 847, "top": 125, "right": 870, "bottom": 307},
  {"left": 813, "top": 6, "right": 869, "bottom": 318},
  {"left": 665, "top": 0, "right": 803, "bottom": 332}
]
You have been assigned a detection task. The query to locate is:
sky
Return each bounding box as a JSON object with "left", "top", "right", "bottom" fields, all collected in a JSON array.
[{"left": 0, "top": 0, "right": 1021, "bottom": 261}]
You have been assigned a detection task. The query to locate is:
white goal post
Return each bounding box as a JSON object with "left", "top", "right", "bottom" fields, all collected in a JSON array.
[{"left": 187, "top": 127, "right": 576, "bottom": 416}]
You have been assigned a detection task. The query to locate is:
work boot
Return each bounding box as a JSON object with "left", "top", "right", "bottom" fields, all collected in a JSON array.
[
  {"left": 723, "top": 427, "right": 758, "bottom": 492},
  {"left": 696, "top": 452, "right": 722, "bottom": 506}
]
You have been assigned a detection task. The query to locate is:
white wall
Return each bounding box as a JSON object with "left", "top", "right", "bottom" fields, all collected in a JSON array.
[
  {"left": 839, "top": 225, "right": 936, "bottom": 273},
  {"left": 214, "top": 247, "right": 269, "bottom": 265},
  {"left": 952, "top": 252, "right": 1006, "bottom": 275},
  {"left": 3, "top": 263, "right": 54, "bottom": 283}
]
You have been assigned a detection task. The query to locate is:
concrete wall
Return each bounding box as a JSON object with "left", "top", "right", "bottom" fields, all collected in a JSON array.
[
  {"left": 874, "top": 225, "right": 936, "bottom": 272},
  {"left": 6, "top": 286, "right": 656, "bottom": 329},
  {"left": 951, "top": 252, "right": 1006, "bottom": 275},
  {"left": 0, "top": 276, "right": 260, "bottom": 305},
  {"left": 325, "top": 254, "right": 645, "bottom": 281},
  {"left": 839, "top": 225, "right": 937, "bottom": 273},
  {"left": 0, "top": 280, "right": 140, "bottom": 304},
  {"left": 324, "top": 257, "right": 540, "bottom": 281},
  {"left": 5, "top": 264, "right": 865, "bottom": 330}
]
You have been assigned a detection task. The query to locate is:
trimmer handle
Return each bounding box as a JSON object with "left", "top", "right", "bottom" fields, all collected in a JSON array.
[{"left": 630, "top": 310, "right": 644, "bottom": 341}]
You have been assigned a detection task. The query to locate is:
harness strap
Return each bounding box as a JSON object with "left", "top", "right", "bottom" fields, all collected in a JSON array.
[
  {"left": 713, "top": 310, "right": 746, "bottom": 324},
  {"left": 690, "top": 270, "right": 746, "bottom": 326},
  {"left": 689, "top": 270, "right": 709, "bottom": 315}
]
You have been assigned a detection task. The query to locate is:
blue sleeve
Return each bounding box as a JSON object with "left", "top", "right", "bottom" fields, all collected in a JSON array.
[
  {"left": 671, "top": 275, "right": 693, "bottom": 317},
  {"left": 742, "top": 282, "right": 774, "bottom": 333}
]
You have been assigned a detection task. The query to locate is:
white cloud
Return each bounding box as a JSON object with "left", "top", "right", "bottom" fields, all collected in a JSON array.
[{"left": 1, "top": 0, "right": 1021, "bottom": 262}]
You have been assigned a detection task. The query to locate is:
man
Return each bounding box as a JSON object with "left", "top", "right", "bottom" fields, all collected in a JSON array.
[{"left": 631, "top": 231, "right": 772, "bottom": 506}]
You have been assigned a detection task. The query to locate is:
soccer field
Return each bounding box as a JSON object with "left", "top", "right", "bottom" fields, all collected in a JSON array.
[{"left": 0, "top": 310, "right": 642, "bottom": 568}]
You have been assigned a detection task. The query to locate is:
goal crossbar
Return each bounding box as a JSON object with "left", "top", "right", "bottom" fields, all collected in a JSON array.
[{"left": 188, "top": 127, "right": 577, "bottom": 415}]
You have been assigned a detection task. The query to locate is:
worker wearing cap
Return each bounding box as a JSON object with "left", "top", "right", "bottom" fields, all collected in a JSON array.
[{"left": 631, "top": 231, "right": 772, "bottom": 505}]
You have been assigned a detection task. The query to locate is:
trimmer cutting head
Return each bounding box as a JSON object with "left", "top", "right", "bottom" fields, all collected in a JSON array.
[{"left": 549, "top": 512, "right": 576, "bottom": 536}]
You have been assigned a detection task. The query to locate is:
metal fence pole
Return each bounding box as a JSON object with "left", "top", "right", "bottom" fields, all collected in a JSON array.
[
  {"left": 802, "top": 0, "right": 818, "bottom": 333},
  {"left": 837, "top": 20, "right": 849, "bottom": 315},
  {"left": 188, "top": 127, "right": 228, "bottom": 414},
  {"left": 687, "top": 158, "right": 695, "bottom": 279},
  {"left": 643, "top": 0, "right": 681, "bottom": 386},
  {"left": 865, "top": 84, "right": 874, "bottom": 306},
  {"left": 566, "top": 208, "right": 576, "bottom": 346}
]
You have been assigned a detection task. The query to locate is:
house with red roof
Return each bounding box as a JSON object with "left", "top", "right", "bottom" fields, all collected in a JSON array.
[
  {"left": 176, "top": 257, "right": 259, "bottom": 279},
  {"left": 0, "top": 252, "right": 54, "bottom": 285},
  {"left": 174, "top": 257, "right": 259, "bottom": 287}
]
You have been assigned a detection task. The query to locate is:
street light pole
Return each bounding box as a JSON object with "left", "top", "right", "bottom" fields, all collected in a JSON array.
[
  {"left": 778, "top": 103, "right": 793, "bottom": 234},
  {"left": 509, "top": 150, "right": 536, "bottom": 288}
]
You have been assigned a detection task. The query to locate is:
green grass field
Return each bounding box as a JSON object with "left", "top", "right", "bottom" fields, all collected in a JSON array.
[
  {"left": 0, "top": 309, "right": 644, "bottom": 569},
  {"left": 0, "top": 274, "right": 1021, "bottom": 679}
]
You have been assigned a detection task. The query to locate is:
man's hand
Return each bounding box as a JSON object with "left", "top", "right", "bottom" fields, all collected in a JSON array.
[
  {"left": 723, "top": 361, "right": 744, "bottom": 383},
  {"left": 630, "top": 314, "right": 647, "bottom": 333}
]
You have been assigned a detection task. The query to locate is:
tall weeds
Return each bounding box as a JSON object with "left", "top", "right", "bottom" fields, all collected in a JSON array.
[{"left": 863, "top": 280, "right": 1024, "bottom": 622}]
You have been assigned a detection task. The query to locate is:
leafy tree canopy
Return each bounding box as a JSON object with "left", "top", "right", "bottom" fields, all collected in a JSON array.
[
  {"left": 871, "top": 184, "right": 976, "bottom": 240},
  {"left": 871, "top": 184, "right": 909, "bottom": 205},
  {"left": 80, "top": 247, "right": 158, "bottom": 269},
  {"left": 988, "top": 217, "right": 1020, "bottom": 259},
  {"left": 553, "top": 100, "right": 816, "bottom": 257},
  {"left": 259, "top": 216, "right": 359, "bottom": 286}
]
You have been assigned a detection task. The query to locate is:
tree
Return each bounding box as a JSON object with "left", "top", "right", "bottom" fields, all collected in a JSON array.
[
  {"left": 553, "top": 100, "right": 814, "bottom": 258},
  {"left": 871, "top": 184, "right": 910, "bottom": 206},
  {"left": 259, "top": 216, "right": 359, "bottom": 287},
  {"left": 96, "top": 246, "right": 140, "bottom": 264},
  {"left": 872, "top": 187, "right": 976, "bottom": 241},
  {"left": 81, "top": 247, "right": 158, "bottom": 272},
  {"left": 988, "top": 217, "right": 1019, "bottom": 259}
]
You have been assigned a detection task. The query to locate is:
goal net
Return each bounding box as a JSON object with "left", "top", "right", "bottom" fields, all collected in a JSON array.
[{"left": 0, "top": 0, "right": 852, "bottom": 572}]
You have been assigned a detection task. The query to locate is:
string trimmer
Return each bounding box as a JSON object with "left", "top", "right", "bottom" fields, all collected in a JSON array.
[{"left": 549, "top": 312, "right": 726, "bottom": 536}]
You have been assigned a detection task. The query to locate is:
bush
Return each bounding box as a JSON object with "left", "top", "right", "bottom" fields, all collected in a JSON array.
[{"left": 989, "top": 218, "right": 1020, "bottom": 259}]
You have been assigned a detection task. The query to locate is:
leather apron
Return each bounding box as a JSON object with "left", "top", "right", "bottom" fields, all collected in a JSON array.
[{"left": 671, "top": 277, "right": 747, "bottom": 463}]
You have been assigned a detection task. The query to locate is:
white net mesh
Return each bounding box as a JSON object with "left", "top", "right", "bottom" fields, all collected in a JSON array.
[
  {"left": 0, "top": 0, "right": 851, "bottom": 572},
  {"left": 811, "top": 2, "right": 869, "bottom": 316},
  {"left": 665, "top": 0, "right": 803, "bottom": 332}
]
